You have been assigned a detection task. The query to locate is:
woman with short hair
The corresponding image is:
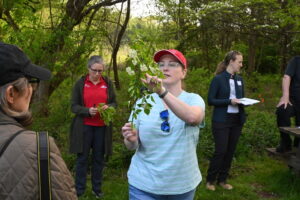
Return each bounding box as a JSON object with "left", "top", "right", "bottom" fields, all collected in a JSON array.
[{"left": 70, "top": 55, "right": 117, "bottom": 198}]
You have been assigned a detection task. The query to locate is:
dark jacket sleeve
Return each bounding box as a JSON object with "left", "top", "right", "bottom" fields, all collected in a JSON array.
[
  {"left": 71, "top": 78, "right": 90, "bottom": 117},
  {"left": 208, "top": 76, "right": 231, "bottom": 106}
]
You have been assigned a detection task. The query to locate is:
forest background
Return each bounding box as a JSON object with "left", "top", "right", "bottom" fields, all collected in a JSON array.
[{"left": 1, "top": 0, "right": 300, "bottom": 199}]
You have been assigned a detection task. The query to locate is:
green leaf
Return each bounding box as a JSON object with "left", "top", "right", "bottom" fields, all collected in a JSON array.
[
  {"left": 144, "top": 108, "right": 150, "bottom": 115},
  {"left": 97, "top": 103, "right": 116, "bottom": 125}
]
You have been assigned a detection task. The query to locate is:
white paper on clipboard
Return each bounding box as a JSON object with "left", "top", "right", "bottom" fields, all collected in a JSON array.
[{"left": 239, "top": 98, "right": 260, "bottom": 105}]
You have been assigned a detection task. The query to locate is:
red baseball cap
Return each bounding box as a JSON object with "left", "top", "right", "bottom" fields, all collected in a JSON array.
[{"left": 153, "top": 49, "right": 187, "bottom": 69}]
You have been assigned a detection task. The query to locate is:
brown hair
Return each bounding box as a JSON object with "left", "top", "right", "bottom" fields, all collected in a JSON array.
[
  {"left": 0, "top": 77, "right": 33, "bottom": 126},
  {"left": 215, "top": 50, "right": 242, "bottom": 75}
]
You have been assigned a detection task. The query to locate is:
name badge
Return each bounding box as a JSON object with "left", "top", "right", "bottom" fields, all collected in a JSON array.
[{"left": 237, "top": 81, "right": 242, "bottom": 86}]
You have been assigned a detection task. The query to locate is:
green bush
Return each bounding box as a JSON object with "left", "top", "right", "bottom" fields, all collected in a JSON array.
[{"left": 237, "top": 108, "right": 278, "bottom": 156}]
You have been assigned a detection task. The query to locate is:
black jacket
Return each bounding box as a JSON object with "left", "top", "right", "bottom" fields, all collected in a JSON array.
[
  {"left": 208, "top": 70, "right": 246, "bottom": 124},
  {"left": 285, "top": 56, "right": 300, "bottom": 101},
  {"left": 69, "top": 75, "right": 117, "bottom": 159}
]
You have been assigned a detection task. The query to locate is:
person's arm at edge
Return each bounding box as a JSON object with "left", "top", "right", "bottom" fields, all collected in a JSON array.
[{"left": 277, "top": 75, "right": 291, "bottom": 108}]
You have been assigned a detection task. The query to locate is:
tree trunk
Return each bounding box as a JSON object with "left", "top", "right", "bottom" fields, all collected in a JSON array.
[
  {"left": 176, "top": 0, "right": 186, "bottom": 53},
  {"left": 111, "top": 0, "right": 131, "bottom": 90},
  {"left": 278, "top": 0, "right": 290, "bottom": 73},
  {"left": 39, "top": 0, "right": 127, "bottom": 95},
  {"left": 247, "top": 33, "right": 257, "bottom": 73},
  {"left": 279, "top": 32, "right": 288, "bottom": 73},
  {"left": 3, "top": 10, "right": 20, "bottom": 31}
]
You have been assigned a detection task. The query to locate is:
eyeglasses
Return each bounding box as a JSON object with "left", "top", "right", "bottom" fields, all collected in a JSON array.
[
  {"left": 160, "top": 109, "right": 170, "bottom": 132},
  {"left": 89, "top": 68, "right": 103, "bottom": 74},
  {"left": 27, "top": 77, "right": 40, "bottom": 91},
  {"left": 157, "top": 61, "right": 181, "bottom": 68}
]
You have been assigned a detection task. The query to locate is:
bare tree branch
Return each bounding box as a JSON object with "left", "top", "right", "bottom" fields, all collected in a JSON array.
[
  {"left": 48, "top": 6, "right": 99, "bottom": 95},
  {"left": 79, "top": 0, "right": 126, "bottom": 25},
  {"left": 48, "top": 0, "right": 54, "bottom": 29},
  {"left": 3, "top": 10, "right": 20, "bottom": 31},
  {"left": 111, "top": 0, "right": 130, "bottom": 89},
  {"left": 107, "top": 0, "right": 125, "bottom": 74},
  {"left": 104, "top": 19, "right": 123, "bottom": 27}
]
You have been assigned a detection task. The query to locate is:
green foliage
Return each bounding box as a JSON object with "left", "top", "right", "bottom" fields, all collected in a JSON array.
[
  {"left": 97, "top": 103, "right": 116, "bottom": 125},
  {"left": 155, "top": 0, "right": 300, "bottom": 73},
  {"left": 106, "top": 141, "right": 134, "bottom": 170},
  {"left": 237, "top": 108, "right": 278, "bottom": 156},
  {"left": 31, "top": 76, "right": 74, "bottom": 168},
  {"left": 125, "top": 40, "right": 164, "bottom": 121},
  {"left": 126, "top": 17, "right": 172, "bottom": 50},
  {"left": 185, "top": 67, "right": 212, "bottom": 96}
]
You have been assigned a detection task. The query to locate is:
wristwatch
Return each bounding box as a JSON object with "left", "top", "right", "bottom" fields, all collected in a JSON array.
[{"left": 159, "top": 89, "right": 168, "bottom": 98}]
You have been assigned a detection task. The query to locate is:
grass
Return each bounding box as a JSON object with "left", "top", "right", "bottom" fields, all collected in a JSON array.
[
  {"left": 78, "top": 154, "right": 300, "bottom": 200},
  {"left": 197, "top": 154, "right": 300, "bottom": 200},
  {"left": 78, "top": 167, "right": 128, "bottom": 200}
]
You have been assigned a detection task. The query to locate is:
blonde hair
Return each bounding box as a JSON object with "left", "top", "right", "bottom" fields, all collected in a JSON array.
[
  {"left": 0, "top": 77, "right": 33, "bottom": 126},
  {"left": 215, "top": 50, "right": 242, "bottom": 75}
]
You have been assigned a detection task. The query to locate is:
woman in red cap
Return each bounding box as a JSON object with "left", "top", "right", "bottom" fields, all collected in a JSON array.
[{"left": 122, "top": 49, "right": 205, "bottom": 199}]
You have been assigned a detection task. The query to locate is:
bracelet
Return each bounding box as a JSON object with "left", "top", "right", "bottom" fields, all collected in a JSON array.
[{"left": 159, "top": 89, "right": 168, "bottom": 98}]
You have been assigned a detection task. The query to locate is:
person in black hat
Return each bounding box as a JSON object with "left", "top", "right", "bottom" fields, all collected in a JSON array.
[
  {"left": 276, "top": 56, "right": 300, "bottom": 153},
  {"left": 0, "top": 42, "right": 77, "bottom": 199}
]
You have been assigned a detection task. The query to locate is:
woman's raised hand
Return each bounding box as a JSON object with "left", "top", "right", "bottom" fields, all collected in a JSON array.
[{"left": 141, "top": 73, "right": 164, "bottom": 94}]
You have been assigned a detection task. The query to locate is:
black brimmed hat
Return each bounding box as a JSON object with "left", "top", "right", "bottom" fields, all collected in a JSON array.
[{"left": 0, "top": 42, "right": 51, "bottom": 86}]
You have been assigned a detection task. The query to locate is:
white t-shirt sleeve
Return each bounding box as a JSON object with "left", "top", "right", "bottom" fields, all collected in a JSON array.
[{"left": 187, "top": 93, "right": 205, "bottom": 128}]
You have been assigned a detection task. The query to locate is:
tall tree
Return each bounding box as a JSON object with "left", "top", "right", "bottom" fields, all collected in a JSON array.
[
  {"left": 155, "top": 0, "right": 300, "bottom": 73},
  {"left": 110, "top": 0, "right": 131, "bottom": 90},
  {"left": 0, "top": 0, "right": 129, "bottom": 112}
]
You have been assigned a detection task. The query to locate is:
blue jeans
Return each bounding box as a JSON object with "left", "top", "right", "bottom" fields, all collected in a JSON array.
[
  {"left": 75, "top": 125, "right": 106, "bottom": 195},
  {"left": 129, "top": 184, "right": 196, "bottom": 200}
]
